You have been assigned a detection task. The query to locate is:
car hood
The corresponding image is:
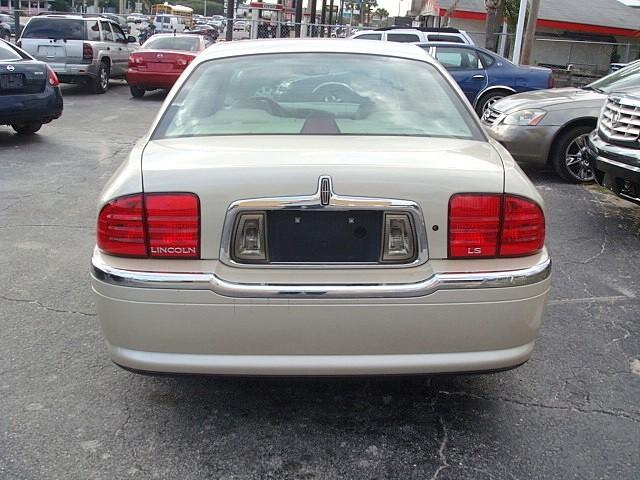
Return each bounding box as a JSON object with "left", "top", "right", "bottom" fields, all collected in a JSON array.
[{"left": 493, "top": 87, "right": 605, "bottom": 113}]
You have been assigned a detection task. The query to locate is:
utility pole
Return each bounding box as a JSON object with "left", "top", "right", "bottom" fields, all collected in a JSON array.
[
  {"left": 511, "top": 0, "right": 527, "bottom": 65},
  {"left": 294, "top": 0, "right": 303, "bottom": 36},
  {"left": 328, "top": 0, "right": 334, "bottom": 35},
  {"left": 520, "top": 0, "right": 540, "bottom": 65},
  {"left": 320, "top": 0, "right": 327, "bottom": 36},
  {"left": 225, "top": 0, "right": 234, "bottom": 40},
  {"left": 310, "top": 0, "right": 317, "bottom": 36}
]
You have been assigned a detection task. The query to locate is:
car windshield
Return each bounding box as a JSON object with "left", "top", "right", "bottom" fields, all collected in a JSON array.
[
  {"left": 21, "top": 18, "right": 85, "bottom": 40},
  {"left": 0, "top": 41, "right": 21, "bottom": 61},
  {"left": 143, "top": 36, "right": 200, "bottom": 51},
  {"left": 153, "top": 53, "right": 482, "bottom": 140},
  {"left": 589, "top": 60, "right": 640, "bottom": 93}
]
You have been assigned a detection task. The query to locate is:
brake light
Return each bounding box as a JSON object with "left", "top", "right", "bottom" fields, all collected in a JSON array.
[
  {"left": 175, "top": 55, "right": 193, "bottom": 68},
  {"left": 448, "top": 194, "right": 544, "bottom": 259},
  {"left": 448, "top": 194, "right": 501, "bottom": 258},
  {"left": 97, "top": 194, "right": 146, "bottom": 257},
  {"left": 46, "top": 66, "right": 59, "bottom": 86},
  {"left": 129, "top": 54, "right": 145, "bottom": 67},
  {"left": 82, "top": 42, "right": 93, "bottom": 62},
  {"left": 97, "top": 193, "right": 200, "bottom": 258},
  {"left": 548, "top": 74, "right": 555, "bottom": 89}
]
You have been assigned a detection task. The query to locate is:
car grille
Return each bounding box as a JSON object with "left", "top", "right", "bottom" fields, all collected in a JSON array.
[
  {"left": 482, "top": 107, "right": 501, "bottom": 126},
  {"left": 599, "top": 96, "right": 640, "bottom": 146}
]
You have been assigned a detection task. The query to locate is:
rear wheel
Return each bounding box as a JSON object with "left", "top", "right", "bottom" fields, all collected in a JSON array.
[
  {"left": 90, "top": 61, "right": 110, "bottom": 94},
  {"left": 551, "top": 125, "right": 595, "bottom": 183},
  {"left": 129, "top": 85, "right": 145, "bottom": 98},
  {"left": 475, "top": 90, "right": 510, "bottom": 116},
  {"left": 12, "top": 122, "right": 43, "bottom": 135}
]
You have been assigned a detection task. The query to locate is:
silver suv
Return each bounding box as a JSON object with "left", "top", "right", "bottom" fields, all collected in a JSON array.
[{"left": 18, "top": 14, "right": 138, "bottom": 94}]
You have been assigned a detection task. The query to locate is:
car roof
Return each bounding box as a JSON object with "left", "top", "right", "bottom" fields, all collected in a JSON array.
[
  {"left": 33, "top": 14, "right": 116, "bottom": 22},
  {"left": 197, "top": 38, "right": 434, "bottom": 63}
]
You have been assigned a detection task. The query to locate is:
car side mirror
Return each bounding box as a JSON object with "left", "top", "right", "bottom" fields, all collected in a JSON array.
[{"left": 127, "top": 35, "right": 137, "bottom": 43}]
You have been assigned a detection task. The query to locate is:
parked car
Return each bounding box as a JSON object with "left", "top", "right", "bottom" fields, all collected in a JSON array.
[
  {"left": 418, "top": 43, "right": 553, "bottom": 115},
  {"left": 126, "top": 34, "right": 211, "bottom": 97},
  {"left": 101, "top": 13, "right": 130, "bottom": 34},
  {"left": 0, "top": 39, "right": 62, "bottom": 134},
  {"left": 232, "top": 20, "right": 247, "bottom": 31},
  {"left": 185, "top": 24, "right": 219, "bottom": 41},
  {"left": 0, "top": 13, "right": 15, "bottom": 40},
  {"left": 484, "top": 60, "right": 640, "bottom": 183},
  {"left": 152, "top": 14, "right": 185, "bottom": 33},
  {"left": 92, "top": 39, "right": 550, "bottom": 376},
  {"left": 18, "top": 14, "right": 138, "bottom": 94},
  {"left": 351, "top": 27, "right": 474, "bottom": 45},
  {"left": 587, "top": 91, "right": 640, "bottom": 205}
]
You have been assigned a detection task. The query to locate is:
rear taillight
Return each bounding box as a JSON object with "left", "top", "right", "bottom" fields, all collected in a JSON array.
[
  {"left": 46, "top": 66, "right": 59, "bottom": 86},
  {"left": 175, "top": 55, "right": 194, "bottom": 68},
  {"left": 97, "top": 193, "right": 200, "bottom": 259},
  {"left": 548, "top": 74, "right": 555, "bottom": 89},
  {"left": 129, "top": 54, "right": 145, "bottom": 67},
  {"left": 448, "top": 194, "right": 544, "bottom": 259},
  {"left": 82, "top": 42, "right": 93, "bottom": 62}
]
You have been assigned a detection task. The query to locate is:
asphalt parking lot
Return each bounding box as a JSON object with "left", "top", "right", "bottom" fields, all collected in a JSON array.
[{"left": 1, "top": 82, "right": 639, "bottom": 480}]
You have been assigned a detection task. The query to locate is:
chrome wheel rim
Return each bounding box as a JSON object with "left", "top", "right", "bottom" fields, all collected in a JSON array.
[
  {"left": 483, "top": 95, "right": 504, "bottom": 113},
  {"left": 100, "top": 67, "right": 109, "bottom": 90},
  {"left": 565, "top": 133, "right": 594, "bottom": 181}
]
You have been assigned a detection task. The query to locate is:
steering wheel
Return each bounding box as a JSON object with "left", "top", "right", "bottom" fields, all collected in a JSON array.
[
  {"left": 312, "top": 82, "right": 357, "bottom": 103},
  {"left": 236, "top": 96, "right": 287, "bottom": 116}
]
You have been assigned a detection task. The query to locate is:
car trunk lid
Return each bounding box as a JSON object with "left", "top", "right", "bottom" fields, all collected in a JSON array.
[
  {"left": 0, "top": 60, "right": 47, "bottom": 94},
  {"left": 141, "top": 136, "right": 505, "bottom": 260},
  {"left": 130, "top": 50, "right": 196, "bottom": 72}
]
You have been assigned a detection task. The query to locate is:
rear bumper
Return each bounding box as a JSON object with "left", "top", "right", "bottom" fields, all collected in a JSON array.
[
  {"left": 485, "top": 122, "right": 560, "bottom": 164},
  {"left": 587, "top": 131, "right": 640, "bottom": 205},
  {"left": 126, "top": 69, "right": 180, "bottom": 89},
  {"left": 91, "top": 250, "right": 551, "bottom": 375},
  {"left": 0, "top": 86, "right": 63, "bottom": 125},
  {"left": 47, "top": 61, "right": 99, "bottom": 80}
]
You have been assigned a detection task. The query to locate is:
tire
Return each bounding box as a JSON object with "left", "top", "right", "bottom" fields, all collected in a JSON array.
[
  {"left": 129, "top": 85, "right": 145, "bottom": 98},
  {"left": 550, "top": 125, "right": 595, "bottom": 183},
  {"left": 475, "top": 90, "right": 511, "bottom": 117},
  {"left": 12, "top": 122, "right": 43, "bottom": 135},
  {"left": 90, "top": 61, "right": 110, "bottom": 94}
]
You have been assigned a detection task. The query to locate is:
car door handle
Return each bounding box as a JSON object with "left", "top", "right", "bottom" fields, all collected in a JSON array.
[{"left": 473, "top": 74, "right": 485, "bottom": 79}]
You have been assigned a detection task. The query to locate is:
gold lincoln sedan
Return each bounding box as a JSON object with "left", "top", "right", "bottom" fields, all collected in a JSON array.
[{"left": 91, "top": 39, "right": 550, "bottom": 376}]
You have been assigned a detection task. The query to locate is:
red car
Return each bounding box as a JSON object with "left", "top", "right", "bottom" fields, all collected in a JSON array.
[{"left": 126, "top": 34, "right": 212, "bottom": 98}]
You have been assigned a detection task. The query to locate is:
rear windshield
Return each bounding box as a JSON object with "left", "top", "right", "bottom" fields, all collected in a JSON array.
[
  {"left": 153, "top": 53, "right": 482, "bottom": 140},
  {"left": 22, "top": 18, "right": 85, "bottom": 40},
  {"left": 143, "top": 36, "right": 200, "bottom": 51},
  {"left": 0, "top": 41, "right": 22, "bottom": 61}
]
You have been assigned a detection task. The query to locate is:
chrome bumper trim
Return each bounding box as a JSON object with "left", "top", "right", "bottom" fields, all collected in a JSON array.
[
  {"left": 91, "top": 254, "right": 551, "bottom": 299},
  {"left": 595, "top": 155, "right": 640, "bottom": 173}
]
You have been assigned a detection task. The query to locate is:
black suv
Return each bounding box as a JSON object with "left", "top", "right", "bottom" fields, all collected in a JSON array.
[{"left": 588, "top": 91, "right": 640, "bottom": 205}]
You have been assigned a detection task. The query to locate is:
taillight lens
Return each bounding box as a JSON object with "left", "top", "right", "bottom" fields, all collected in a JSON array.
[
  {"left": 448, "top": 194, "right": 501, "bottom": 258},
  {"left": 175, "top": 55, "right": 194, "bottom": 68},
  {"left": 499, "top": 195, "right": 545, "bottom": 257},
  {"left": 146, "top": 193, "right": 200, "bottom": 258},
  {"left": 46, "top": 66, "right": 59, "bottom": 86},
  {"left": 448, "top": 194, "right": 544, "bottom": 259},
  {"left": 97, "top": 193, "right": 200, "bottom": 259},
  {"left": 82, "top": 42, "right": 93, "bottom": 62},
  {"left": 97, "top": 194, "right": 147, "bottom": 257},
  {"left": 129, "top": 54, "right": 145, "bottom": 67},
  {"left": 548, "top": 74, "right": 555, "bottom": 89}
]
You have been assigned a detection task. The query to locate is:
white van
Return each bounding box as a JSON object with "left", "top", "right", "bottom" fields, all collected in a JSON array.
[{"left": 153, "top": 15, "right": 185, "bottom": 33}]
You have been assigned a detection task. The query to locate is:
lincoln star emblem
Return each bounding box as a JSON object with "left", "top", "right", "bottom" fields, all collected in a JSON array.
[
  {"left": 611, "top": 110, "right": 621, "bottom": 126},
  {"left": 320, "top": 176, "right": 331, "bottom": 206},
  {"left": 6, "top": 65, "right": 15, "bottom": 72}
]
